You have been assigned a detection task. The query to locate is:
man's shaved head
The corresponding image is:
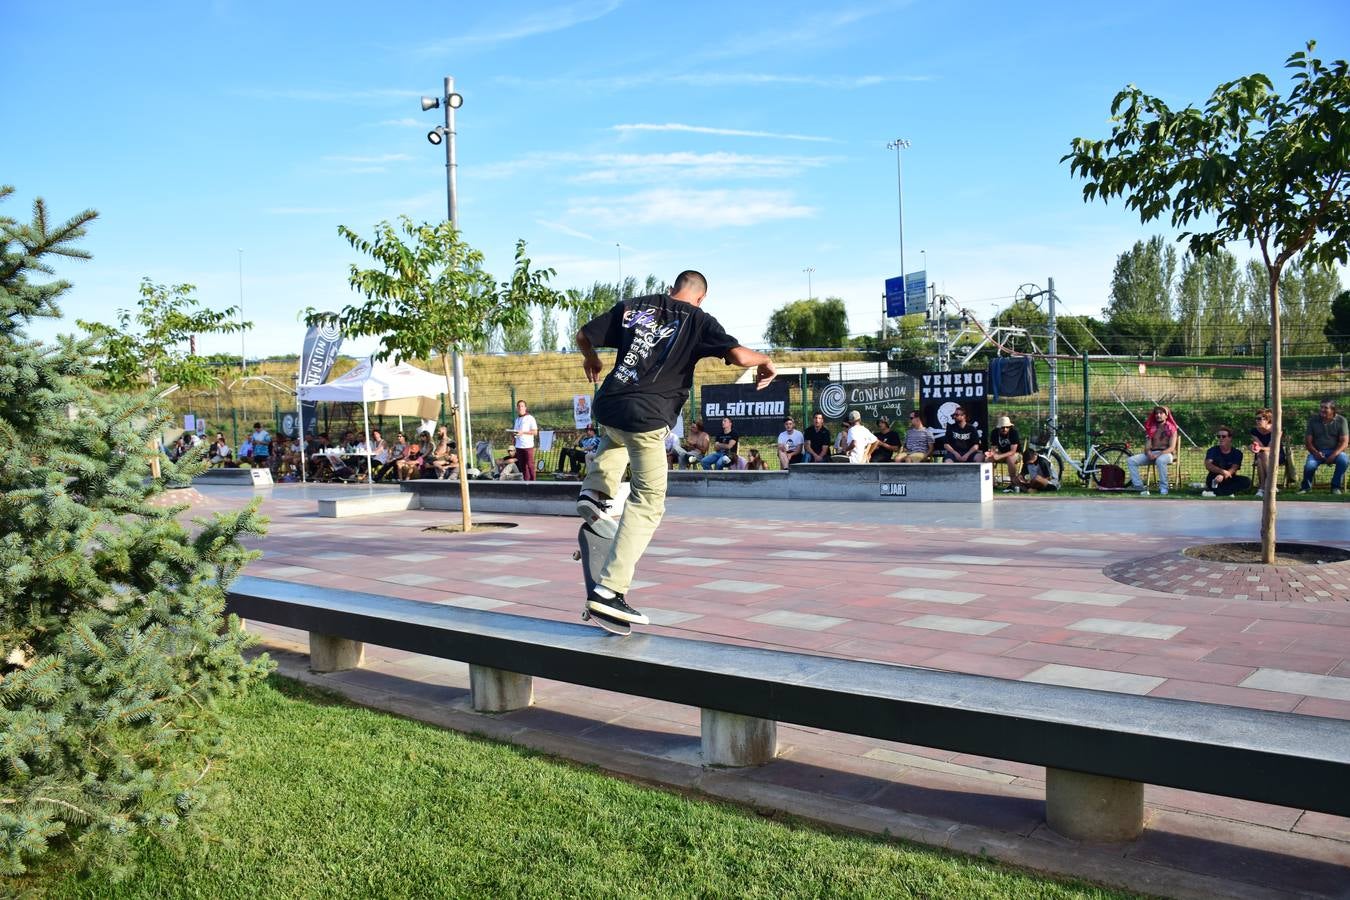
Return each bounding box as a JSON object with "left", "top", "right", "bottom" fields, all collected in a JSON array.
[{"left": 672, "top": 270, "right": 707, "bottom": 297}]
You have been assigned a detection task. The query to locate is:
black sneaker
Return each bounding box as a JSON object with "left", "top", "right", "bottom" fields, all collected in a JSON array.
[
  {"left": 576, "top": 492, "right": 619, "bottom": 539},
  {"left": 586, "top": 590, "right": 649, "bottom": 625}
]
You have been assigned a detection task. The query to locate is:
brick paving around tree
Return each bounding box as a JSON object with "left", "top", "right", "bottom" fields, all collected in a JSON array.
[{"left": 192, "top": 485, "right": 1350, "bottom": 897}]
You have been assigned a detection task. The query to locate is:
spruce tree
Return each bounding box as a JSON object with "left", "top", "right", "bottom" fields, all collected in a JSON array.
[{"left": 0, "top": 185, "right": 270, "bottom": 876}]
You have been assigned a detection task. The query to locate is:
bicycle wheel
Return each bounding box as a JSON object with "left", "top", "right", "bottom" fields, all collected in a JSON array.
[
  {"left": 1044, "top": 451, "right": 1065, "bottom": 486},
  {"left": 1090, "top": 446, "right": 1130, "bottom": 489}
]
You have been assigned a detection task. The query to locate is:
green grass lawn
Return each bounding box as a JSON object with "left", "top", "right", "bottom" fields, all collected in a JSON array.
[{"left": 14, "top": 677, "right": 1140, "bottom": 899}]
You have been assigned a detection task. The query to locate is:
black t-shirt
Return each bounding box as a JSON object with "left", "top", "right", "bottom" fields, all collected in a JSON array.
[
  {"left": 581, "top": 294, "right": 739, "bottom": 433},
  {"left": 871, "top": 429, "right": 902, "bottom": 462},
  {"left": 804, "top": 425, "right": 831, "bottom": 456},
  {"left": 944, "top": 424, "right": 981, "bottom": 454},
  {"left": 993, "top": 427, "right": 1021, "bottom": 454},
  {"left": 1206, "top": 445, "right": 1243, "bottom": 473},
  {"left": 713, "top": 431, "right": 739, "bottom": 454},
  {"left": 1250, "top": 426, "right": 1288, "bottom": 462}
]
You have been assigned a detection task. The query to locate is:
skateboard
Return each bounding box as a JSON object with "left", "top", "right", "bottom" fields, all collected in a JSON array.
[{"left": 575, "top": 523, "right": 631, "bottom": 636}]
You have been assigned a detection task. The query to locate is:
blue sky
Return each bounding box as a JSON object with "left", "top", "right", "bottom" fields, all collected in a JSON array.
[{"left": 7, "top": 0, "right": 1347, "bottom": 360}]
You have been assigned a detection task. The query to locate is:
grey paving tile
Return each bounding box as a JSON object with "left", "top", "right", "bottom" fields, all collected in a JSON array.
[
  {"left": 1068, "top": 618, "right": 1184, "bottom": 640},
  {"left": 433, "top": 594, "right": 514, "bottom": 610},
  {"left": 934, "top": 554, "right": 1010, "bottom": 566},
  {"left": 312, "top": 551, "right": 361, "bottom": 560},
  {"left": 1037, "top": 547, "right": 1112, "bottom": 557},
  {"left": 464, "top": 539, "right": 521, "bottom": 546},
  {"left": 880, "top": 566, "right": 962, "bottom": 580},
  {"left": 470, "top": 553, "right": 532, "bottom": 565},
  {"left": 387, "top": 552, "right": 445, "bottom": 563},
  {"left": 901, "top": 614, "right": 1008, "bottom": 635},
  {"left": 1240, "top": 668, "right": 1350, "bottom": 701},
  {"left": 643, "top": 545, "right": 682, "bottom": 556},
  {"left": 378, "top": 572, "right": 444, "bottom": 586},
  {"left": 1035, "top": 588, "right": 1131, "bottom": 607},
  {"left": 769, "top": 550, "right": 837, "bottom": 560},
  {"left": 969, "top": 536, "right": 1035, "bottom": 546},
  {"left": 749, "top": 610, "right": 848, "bottom": 631},
  {"left": 863, "top": 748, "right": 1017, "bottom": 783},
  {"left": 1022, "top": 664, "right": 1164, "bottom": 695},
  {"left": 684, "top": 536, "right": 739, "bottom": 545},
  {"left": 663, "top": 557, "right": 727, "bottom": 568},
  {"left": 822, "top": 539, "right": 882, "bottom": 548},
  {"left": 475, "top": 575, "right": 548, "bottom": 588},
  {"left": 642, "top": 608, "right": 704, "bottom": 626},
  {"left": 695, "top": 579, "right": 778, "bottom": 594},
  {"left": 890, "top": 587, "right": 983, "bottom": 605},
  {"left": 258, "top": 565, "right": 318, "bottom": 577}
]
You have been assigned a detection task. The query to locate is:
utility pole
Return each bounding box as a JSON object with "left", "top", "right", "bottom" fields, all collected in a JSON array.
[
  {"left": 237, "top": 249, "right": 246, "bottom": 376},
  {"left": 1047, "top": 277, "right": 1058, "bottom": 433},
  {"left": 885, "top": 138, "right": 911, "bottom": 341},
  {"left": 803, "top": 266, "right": 815, "bottom": 302}
]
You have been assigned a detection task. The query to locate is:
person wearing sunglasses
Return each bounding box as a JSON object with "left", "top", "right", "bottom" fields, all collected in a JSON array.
[{"left": 1202, "top": 426, "right": 1252, "bottom": 497}]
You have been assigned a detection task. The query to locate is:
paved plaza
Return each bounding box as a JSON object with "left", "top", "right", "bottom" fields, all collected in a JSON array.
[{"left": 206, "top": 484, "right": 1350, "bottom": 897}]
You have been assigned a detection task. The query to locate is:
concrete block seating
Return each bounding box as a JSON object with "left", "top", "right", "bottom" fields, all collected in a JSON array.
[
  {"left": 227, "top": 576, "right": 1350, "bottom": 844},
  {"left": 194, "top": 466, "right": 273, "bottom": 486},
  {"left": 317, "top": 491, "right": 420, "bottom": 518}
]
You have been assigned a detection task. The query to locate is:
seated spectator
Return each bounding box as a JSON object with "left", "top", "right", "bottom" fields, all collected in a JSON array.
[
  {"left": 1300, "top": 399, "right": 1348, "bottom": 494},
  {"left": 988, "top": 415, "right": 1021, "bottom": 481},
  {"left": 899, "top": 411, "right": 934, "bottom": 462},
  {"left": 1127, "top": 404, "right": 1177, "bottom": 495},
  {"left": 1009, "top": 446, "right": 1058, "bottom": 493},
  {"left": 747, "top": 448, "right": 769, "bottom": 470},
  {"left": 208, "top": 432, "right": 232, "bottom": 467},
  {"left": 424, "top": 427, "right": 459, "bottom": 480},
  {"left": 562, "top": 424, "right": 600, "bottom": 475},
  {"left": 701, "top": 417, "right": 739, "bottom": 470},
  {"left": 664, "top": 429, "right": 682, "bottom": 469},
  {"left": 1249, "top": 408, "right": 1291, "bottom": 497},
  {"left": 843, "top": 410, "right": 878, "bottom": 464},
  {"left": 803, "top": 412, "right": 831, "bottom": 463},
  {"left": 679, "top": 421, "right": 710, "bottom": 469},
  {"left": 942, "top": 406, "right": 984, "bottom": 463},
  {"left": 1203, "top": 425, "right": 1251, "bottom": 496},
  {"left": 396, "top": 432, "right": 429, "bottom": 480},
  {"left": 777, "top": 417, "right": 805, "bottom": 468},
  {"left": 238, "top": 436, "right": 254, "bottom": 464},
  {"left": 498, "top": 445, "right": 523, "bottom": 480},
  {"left": 869, "top": 416, "right": 902, "bottom": 463}
]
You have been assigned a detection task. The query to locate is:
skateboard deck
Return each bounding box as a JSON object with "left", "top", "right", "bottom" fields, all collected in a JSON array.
[{"left": 576, "top": 523, "right": 631, "bottom": 636}]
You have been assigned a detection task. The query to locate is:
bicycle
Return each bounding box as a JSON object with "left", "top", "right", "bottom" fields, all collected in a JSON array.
[{"left": 1027, "top": 424, "right": 1131, "bottom": 489}]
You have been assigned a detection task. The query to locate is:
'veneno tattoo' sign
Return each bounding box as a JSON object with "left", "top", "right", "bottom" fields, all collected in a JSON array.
[{"left": 700, "top": 381, "right": 790, "bottom": 436}]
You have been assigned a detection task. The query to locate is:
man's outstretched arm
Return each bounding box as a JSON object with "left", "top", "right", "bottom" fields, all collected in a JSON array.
[
  {"left": 576, "top": 331, "right": 604, "bottom": 383},
  {"left": 725, "top": 345, "right": 776, "bottom": 389}
]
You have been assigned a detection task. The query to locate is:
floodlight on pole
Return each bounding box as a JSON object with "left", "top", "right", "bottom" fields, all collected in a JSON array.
[{"left": 885, "top": 137, "right": 911, "bottom": 340}]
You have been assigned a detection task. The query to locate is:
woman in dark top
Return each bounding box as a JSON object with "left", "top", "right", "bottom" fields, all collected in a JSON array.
[{"left": 1249, "top": 407, "right": 1288, "bottom": 496}]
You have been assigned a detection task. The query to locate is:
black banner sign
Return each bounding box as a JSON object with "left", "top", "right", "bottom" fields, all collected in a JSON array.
[
  {"left": 700, "top": 381, "right": 791, "bottom": 436},
  {"left": 814, "top": 377, "right": 915, "bottom": 422},
  {"left": 296, "top": 317, "right": 343, "bottom": 438},
  {"left": 918, "top": 370, "right": 988, "bottom": 444}
]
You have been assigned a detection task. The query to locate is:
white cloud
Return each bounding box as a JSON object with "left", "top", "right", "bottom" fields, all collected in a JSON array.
[
  {"left": 695, "top": 1, "right": 912, "bottom": 63},
  {"left": 479, "top": 151, "right": 835, "bottom": 184},
  {"left": 535, "top": 219, "right": 599, "bottom": 242},
  {"left": 613, "top": 123, "right": 838, "bottom": 143},
  {"left": 416, "top": 0, "right": 623, "bottom": 53},
  {"left": 566, "top": 188, "right": 814, "bottom": 228},
  {"left": 496, "top": 72, "right": 914, "bottom": 91}
]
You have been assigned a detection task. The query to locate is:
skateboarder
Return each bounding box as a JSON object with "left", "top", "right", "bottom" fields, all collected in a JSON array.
[{"left": 574, "top": 270, "right": 776, "bottom": 627}]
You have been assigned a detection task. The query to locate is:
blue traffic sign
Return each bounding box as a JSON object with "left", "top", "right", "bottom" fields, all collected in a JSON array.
[
  {"left": 884, "top": 276, "right": 906, "bottom": 317},
  {"left": 905, "top": 270, "right": 928, "bottom": 314}
]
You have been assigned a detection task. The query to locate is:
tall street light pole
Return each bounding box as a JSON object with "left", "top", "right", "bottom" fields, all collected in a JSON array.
[
  {"left": 617, "top": 242, "right": 623, "bottom": 298},
  {"left": 237, "top": 249, "right": 246, "bottom": 376},
  {"left": 885, "top": 138, "right": 911, "bottom": 340},
  {"left": 803, "top": 266, "right": 815, "bottom": 302}
]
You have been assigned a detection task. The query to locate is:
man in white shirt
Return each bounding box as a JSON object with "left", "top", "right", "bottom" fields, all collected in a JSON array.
[
  {"left": 776, "top": 417, "right": 805, "bottom": 469},
  {"left": 843, "top": 410, "right": 877, "bottom": 464},
  {"left": 511, "top": 400, "right": 539, "bottom": 481}
]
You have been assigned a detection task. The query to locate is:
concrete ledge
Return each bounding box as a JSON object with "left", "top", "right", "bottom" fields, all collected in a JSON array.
[
  {"left": 193, "top": 467, "right": 273, "bottom": 486},
  {"left": 317, "top": 491, "right": 420, "bottom": 518},
  {"left": 667, "top": 470, "right": 789, "bottom": 499},
  {"left": 787, "top": 462, "right": 992, "bottom": 503},
  {"left": 404, "top": 479, "right": 579, "bottom": 515}
]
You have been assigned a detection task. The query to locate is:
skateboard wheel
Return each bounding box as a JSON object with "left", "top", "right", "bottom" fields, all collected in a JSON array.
[{"left": 572, "top": 551, "right": 581, "bottom": 560}]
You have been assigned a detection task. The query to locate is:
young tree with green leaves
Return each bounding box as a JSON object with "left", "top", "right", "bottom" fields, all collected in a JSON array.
[
  {"left": 1105, "top": 236, "right": 1178, "bottom": 355},
  {"left": 0, "top": 186, "right": 268, "bottom": 877},
  {"left": 1066, "top": 41, "right": 1350, "bottom": 563},
  {"left": 538, "top": 308, "right": 560, "bottom": 353},
  {"left": 764, "top": 297, "right": 848, "bottom": 348},
  {"left": 1326, "top": 290, "right": 1350, "bottom": 354},
  {"left": 306, "top": 217, "right": 567, "bottom": 531}
]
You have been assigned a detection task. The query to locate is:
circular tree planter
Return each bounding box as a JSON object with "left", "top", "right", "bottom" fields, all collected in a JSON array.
[
  {"left": 421, "top": 521, "right": 519, "bottom": 535},
  {"left": 1105, "top": 542, "right": 1350, "bottom": 603}
]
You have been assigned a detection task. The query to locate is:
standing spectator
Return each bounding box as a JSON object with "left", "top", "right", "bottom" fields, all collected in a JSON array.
[
  {"left": 1300, "top": 399, "right": 1348, "bottom": 494},
  {"left": 987, "top": 415, "right": 1022, "bottom": 482},
  {"left": 250, "top": 421, "right": 271, "bottom": 466},
  {"left": 843, "top": 410, "right": 877, "bottom": 463},
  {"left": 803, "top": 412, "right": 831, "bottom": 463},
  {"left": 746, "top": 448, "right": 769, "bottom": 470},
  {"left": 1127, "top": 405, "right": 1177, "bottom": 495},
  {"left": 869, "top": 416, "right": 902, "bottom": 463},
  {"left": 511, "top": 400, "right": 539, "bottom": 481},
  {"left": 562, "top": 424, "right": 600, "bottom": 475},
  {"left": 776, "top": 417, "right": 805, "bottom": 468},
  {"left": 1009, "top": 446, "right": 1059, "bottom": 493},
  {"left": 899, "top": 411, "right": 935, "bottom": 462},
  {"left": 1203, "top": 426, "right": 1251, "bottom": 497},
  {"left": 1249, "top": 408, "right": 1291, "bottom": 497},
  {"left": 701, "top": 417, "right": 739, "bottom": 469},
  {"left": 942, "top": 406, "right": 984, "bottom": 463},
  {"left": 679, "top": 421, "right": 710, "bottom": 469}
]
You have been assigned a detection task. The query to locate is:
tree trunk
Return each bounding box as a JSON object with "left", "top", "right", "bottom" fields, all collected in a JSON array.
[
  {"left": 441, "top": 351, "right": 472, "bottom": 533},
  {"left": 1261, "top": 270, "right": 1282, "bottom": 564}
]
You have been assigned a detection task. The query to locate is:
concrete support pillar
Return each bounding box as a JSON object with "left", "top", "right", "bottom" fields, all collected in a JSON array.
[
  {"left": 309, "top": 633, "right": 364, "bottom": 673},
  {"left": 701, "top": 709, "right": 777, "bottom": 767},
  {"left": 1045, "top": 767, "right": 1144, "bottom": 842},
  {"left": 470, "top": 664, "right": 533, "bottom": 713}
]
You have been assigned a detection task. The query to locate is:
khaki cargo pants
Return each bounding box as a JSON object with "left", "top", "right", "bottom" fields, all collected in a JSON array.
[{"left": 581, "top": 424, "right": 669, "bottom": 594}]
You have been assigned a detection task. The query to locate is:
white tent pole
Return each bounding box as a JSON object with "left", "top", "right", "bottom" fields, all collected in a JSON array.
[
  {"left": 362, "top": 398, "right": 373, "bottom": 484},
  {"left": 296, "top": 376, "right": 307, "bottom": 483}
]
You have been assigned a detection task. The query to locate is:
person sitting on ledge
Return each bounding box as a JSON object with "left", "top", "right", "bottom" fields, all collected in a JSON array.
[
  {"left": 562, "top": 424, "right": 600, "bottom": 476},
  {"left": 899, "top": 410, "right": 934, "bottom": 462},
  {"left": 1299, "top": 399, "right": 1348, "bottom": 495},
  {"left": 1249, "top": 408, "right": 1291, "bottom": 497},
  {"left": 1008, "top": 446, "right": 1058, "bottom": 493},
  {"left": 680, "top": 420, "right": 710, "bottom": 469},
  {"left": 843, "top": 410, "right": 878, "bottom": 464},
  {"left": 1203, "top": 425, "right": 1251, "bottom": 497},
  {"left": 776, "top": 416, "right": 805, "bottom": 468},
  {"left": 987, "top": 415, "right": 1021, "bottom": 482},
  {"left": 747, "top": 448, "right": 769, "bottom": 470},
  {"left": 701, "top": 417, "right": 739, "bottom": 470},
  {"left": 942, "top": 406, "right": 984, "bottom": 463},
  {"left": 1127, "top": 404, "right": 1177, "bottom": 496},
  {"left": 869, "top": 416, "right": 902, "bottom": 463},
  {"left": 803, "top": 412, "right": 832, "bottom": 463}
]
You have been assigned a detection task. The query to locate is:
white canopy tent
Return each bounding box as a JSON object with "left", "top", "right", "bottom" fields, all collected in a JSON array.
[{"left": 297, "top": 358, "right": 449, "bottom": 481}]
